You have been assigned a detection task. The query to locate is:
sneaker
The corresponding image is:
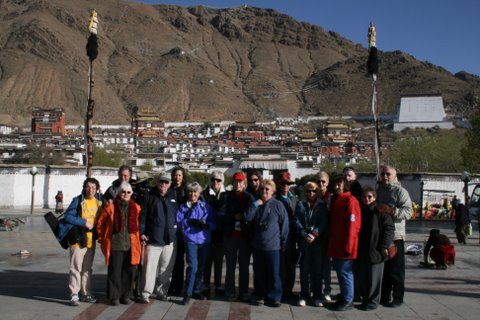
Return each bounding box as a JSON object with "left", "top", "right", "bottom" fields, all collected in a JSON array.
[
  {"left": 80, "top": 294, "right": 96, "bottom": 303},
  {"left": 138, "top": 296, "right": 150, "bottom": 304},
  {"left": 251, "top": 297, "right": 264, "bottom": 306},
  {"left": 313, "top": 299, "right": 323, "bottom": 307},
  {"left": 323, "top": 294, "right": 332, "bottom": 302},
  {"left": 70, "top": 294, "right": 80, "bottom": 306},
  {"left": 268, "top": 300, "right": 281, "bottom": 308},
  {"left": 297, "top": 298, "right": 306, "bottom": 307}
]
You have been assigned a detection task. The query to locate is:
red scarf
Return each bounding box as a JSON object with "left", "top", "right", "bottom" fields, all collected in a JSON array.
[{"left": 113, "top": 198, "right": 139, "bottom": 234}]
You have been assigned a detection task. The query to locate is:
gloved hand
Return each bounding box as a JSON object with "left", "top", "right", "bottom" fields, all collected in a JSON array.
[
  {"left": 187, "top": 219, "right": 204, "bottom": 228},
  {"left": 376, "top": 203, "right": 394, "bottom": 215},
  {"left": 344, "top": 251, "right": 350, "bottom": 258}
]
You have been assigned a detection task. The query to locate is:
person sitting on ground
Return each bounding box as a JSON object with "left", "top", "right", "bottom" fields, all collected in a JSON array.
[{"left": 424, "top": 229, "right": 455, "bottom": 270}]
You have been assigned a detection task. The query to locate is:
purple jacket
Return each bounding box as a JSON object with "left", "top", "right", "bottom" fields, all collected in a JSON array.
[{"left": 177, "top": 200, "right": 217, "bottom": 244}]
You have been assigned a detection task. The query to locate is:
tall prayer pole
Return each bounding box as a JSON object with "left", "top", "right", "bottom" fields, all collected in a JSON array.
[{"left": 85, "top": 10, "right": 98, "bottom": 178}]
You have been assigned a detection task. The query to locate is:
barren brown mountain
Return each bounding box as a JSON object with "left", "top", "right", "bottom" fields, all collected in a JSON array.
[{"left": 1, "top": 0, "right": 479, "bottom": 127}]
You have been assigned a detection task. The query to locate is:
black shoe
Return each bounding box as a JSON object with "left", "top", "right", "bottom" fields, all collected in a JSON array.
[
  {"left": 111, "top": 299, "right": 120, "bottom": 306},
  {"left": 215, "top": 287, "right": 225, "bottom": 296},
  {"left": 358, "top": 303, "right": 377, "bottom": 311},
  {"left": 333, "top": 301, "right": 354, "bottom": 311},
  {"left": 182, "top": 296, "right": 190, "bottom": 305},
  {"left": 388, "top": 300, "right": 403, "bottom": 308},
  {"left": 192, "top": 292, "right": 207, "bottom": 300},
  {"left": 380, "top": 298, "right": 390, "bottom": 306},
  {"left": 120, "top": 297, "right": 131, "bottom": 305},
  {"left": 267, "top": 300, "right": 281, "bottom": 307}
]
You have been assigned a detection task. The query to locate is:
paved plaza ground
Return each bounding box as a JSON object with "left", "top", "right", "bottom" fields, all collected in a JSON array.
[{"left": 1, "top": 209, "right": 479, "bottom": 320}]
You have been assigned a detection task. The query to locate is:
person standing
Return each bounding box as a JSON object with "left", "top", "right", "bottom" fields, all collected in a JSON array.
[
  {"left": 377, "top": 165, "right": 412, "bottom": 308},
  {"left": 139, "top": 173, "right": 178, "bottom": 303},
  {"left": 247, "top": 170, "right": 263, "bottom": 200},
  {"left": 357, "top": 186, "right": 394, "bottom": 311},
  {"left": 96, "top": 182, "right": 142, "bottom": 306},
  {"left": 343, "top": 167, "right": 362, "bottom": 201},
  {"left": 177, "top": 182, "right": 217, "bottom": 305},
  {"left": 327, "top": 177, "right": 361, "bottom": 311},
  {"left": 104, "top": 165, "right": 134, "bottom": 202},
  {"left": 274, "top": 171, "right": 298, "bottom": 301},
  {"left": 247, "top": 179, "right": 289, "bottom": 307},
  {"left": 315, "top": 171, "right": 332, "bottom": 302},
  {"left": 57, "top": 178, "right": 103, "bottom": 306},
  {"left": 218, "top": 171, "right": 255, "bottom": 302},
  {"left": 294, "top": 181, "right": 329, "bottom": 307},
  {"left": 454, "top": 203, "right": 470, "bottom": 244},
  {"left": 169, "top": 166, "right": 188, "bottom": 296},
  {"left": 201, "top": 170, "right": 227, "bottom": 297}
]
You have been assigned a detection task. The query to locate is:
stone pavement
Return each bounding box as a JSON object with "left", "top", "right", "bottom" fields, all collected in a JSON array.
[{"left": 1, "top": 209, "right": 479, "bottom": 320}]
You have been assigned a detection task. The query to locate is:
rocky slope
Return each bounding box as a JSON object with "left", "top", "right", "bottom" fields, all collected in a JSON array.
[{"left": 0, "top": 0, "right": 479, "bottom": 126}]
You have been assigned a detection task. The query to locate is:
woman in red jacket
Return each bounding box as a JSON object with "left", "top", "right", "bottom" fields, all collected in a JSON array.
[
  {"left": 96, "top": 182, "right": 141, "bottom": 306},
  {"left": 327, "top": 177, "right": 361, "bottom": 311}
]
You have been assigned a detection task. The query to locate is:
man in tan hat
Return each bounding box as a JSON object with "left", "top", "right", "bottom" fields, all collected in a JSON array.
[{"left": 274, "top": 171, "right": 298, "bottom": 301}]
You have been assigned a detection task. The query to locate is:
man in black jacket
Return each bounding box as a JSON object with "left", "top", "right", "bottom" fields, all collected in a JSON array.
[{"left": 138, "top": 173, "right": 178, "bottom": 303}]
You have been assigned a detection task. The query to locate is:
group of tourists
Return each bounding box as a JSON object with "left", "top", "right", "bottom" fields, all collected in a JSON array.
[{"left": 57, "top": 164, "right": 414, "bottom": 311}]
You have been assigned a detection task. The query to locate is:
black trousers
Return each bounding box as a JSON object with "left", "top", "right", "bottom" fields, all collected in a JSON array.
[
  {"left": 280, "top": 235, "right": 298, "bottom": 297},
  {"left": 381, "top": 239, "right": 405, "bottom": 303},
  {"left": 108, "top": 249, "right": 134, "bottom": 300},
  {"left": 169, "top": 232, "right": 185, "bottom": 295}
]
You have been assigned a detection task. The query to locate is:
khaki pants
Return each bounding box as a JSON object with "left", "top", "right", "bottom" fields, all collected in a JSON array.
[
  {"left": 69, "top": 246, "right": 95, "bottom": 297},
  {"left": 142, "top": 241, "right": 176, "bottom": 298}
]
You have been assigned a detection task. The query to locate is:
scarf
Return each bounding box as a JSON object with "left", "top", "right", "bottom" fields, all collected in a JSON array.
[{"left": 113, "top": 198, "right": 139, "bottom": 234}]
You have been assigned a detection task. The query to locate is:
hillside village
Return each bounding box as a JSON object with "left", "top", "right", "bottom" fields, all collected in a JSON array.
[{"left": 0, "top": 94, "right": 459, "bottom": 180}]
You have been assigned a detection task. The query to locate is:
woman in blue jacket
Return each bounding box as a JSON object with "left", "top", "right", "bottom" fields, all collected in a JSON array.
[{"left": 177, "top": 182, "right": 217, "bottom": 305}]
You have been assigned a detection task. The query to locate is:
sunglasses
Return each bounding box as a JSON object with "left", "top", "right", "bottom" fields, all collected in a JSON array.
[
  {"left": 316, "top": 180, "right": 327, "bottom": 184},
  {"left": 121, "top": 190, "right": 132, "bottom": 195},
  {"left": 211, "top": 178, "right": 222, "bottom": 183},
  {"left": 306, "top": 189, "right": 317, "bottom": 193},
  {"left": 260, "top": 187, "right": 271, "bottom": 191},
  {"left": 363, "top": 195, "right": 374, "bottom": 199},
  {"left": 158, "top": 180, "right": 170, "bottom": 184},
  {"left": 250, "top": 178, "right": 259, "bottom": 182}
]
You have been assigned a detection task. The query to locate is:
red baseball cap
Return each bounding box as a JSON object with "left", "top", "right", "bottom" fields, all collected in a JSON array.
[{"left": 232, "top": 171, "right": 247, "bottom": 181}]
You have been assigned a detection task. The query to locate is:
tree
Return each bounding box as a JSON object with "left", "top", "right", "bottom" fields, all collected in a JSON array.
[
  {"left": 6, "top": 143, "right": 65, "bottom": 165},
  {"left": 383, "top": 129, "right": 465, "bottom": 173},
  {"left": 461, "top": 109, "right": 480, "bottom": 172},
  {"left": 92, "top": 148, "right": 124, "bottom": 168}
]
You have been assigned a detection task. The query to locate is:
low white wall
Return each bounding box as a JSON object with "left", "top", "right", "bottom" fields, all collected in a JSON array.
[{"left": 0, "top": 165, "right": 118, "bottom": 209}]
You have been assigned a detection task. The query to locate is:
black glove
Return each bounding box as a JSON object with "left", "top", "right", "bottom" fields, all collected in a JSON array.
[
  {"left": 344, "top": 251, "right": 350, "bottom": 258},
  {"left": 187, "top": 219, "right": 203, "bottom": 228},
  {"left": 200, "top": 220, "right": 210, "bottom": 230}
]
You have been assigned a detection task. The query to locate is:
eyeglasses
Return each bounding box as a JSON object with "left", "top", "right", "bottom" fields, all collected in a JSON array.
[
  {"left": 306, "top": 189, "right": 317, "bottom": 193},
  {"left": 260, "top": 187, "right": 271, "bottom": 191},
  {"left": 316, "top": 180, "right": 327, "bottom": 184},
  {"left": 250, "top": 178, "right": 259, "bottom": 182},
  {"left": 363, "top": 195, "right": 374, "bottom": 199},
  {"left": 211, "top": 178, "right": 222, "bottom": 183},
  {"left": 121, "top": 190, "right": 132, "bottom": 195},
  {"left": 158, "top": 180, "right": 170, "bottom": 184}
]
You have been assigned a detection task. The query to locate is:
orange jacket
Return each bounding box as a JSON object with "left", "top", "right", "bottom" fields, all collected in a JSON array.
[{"left": 96, "top": 200, "right": 141, "bottom": 266}]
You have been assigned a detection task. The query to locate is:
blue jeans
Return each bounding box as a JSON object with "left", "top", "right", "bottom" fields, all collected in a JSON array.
[
  {"left": 185, "top": 242, "right": 209, "bottom": 296},
  {"left": 332, "top": 258, "right": 354, "bottom": 303},
  {"left": 253, "top": 249, "right": 282, "bottom": 302}
]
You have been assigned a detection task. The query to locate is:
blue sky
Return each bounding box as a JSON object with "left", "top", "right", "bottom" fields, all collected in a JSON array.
[{"left": 131, "top": 0, "right": 480, "bottom": 76}]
